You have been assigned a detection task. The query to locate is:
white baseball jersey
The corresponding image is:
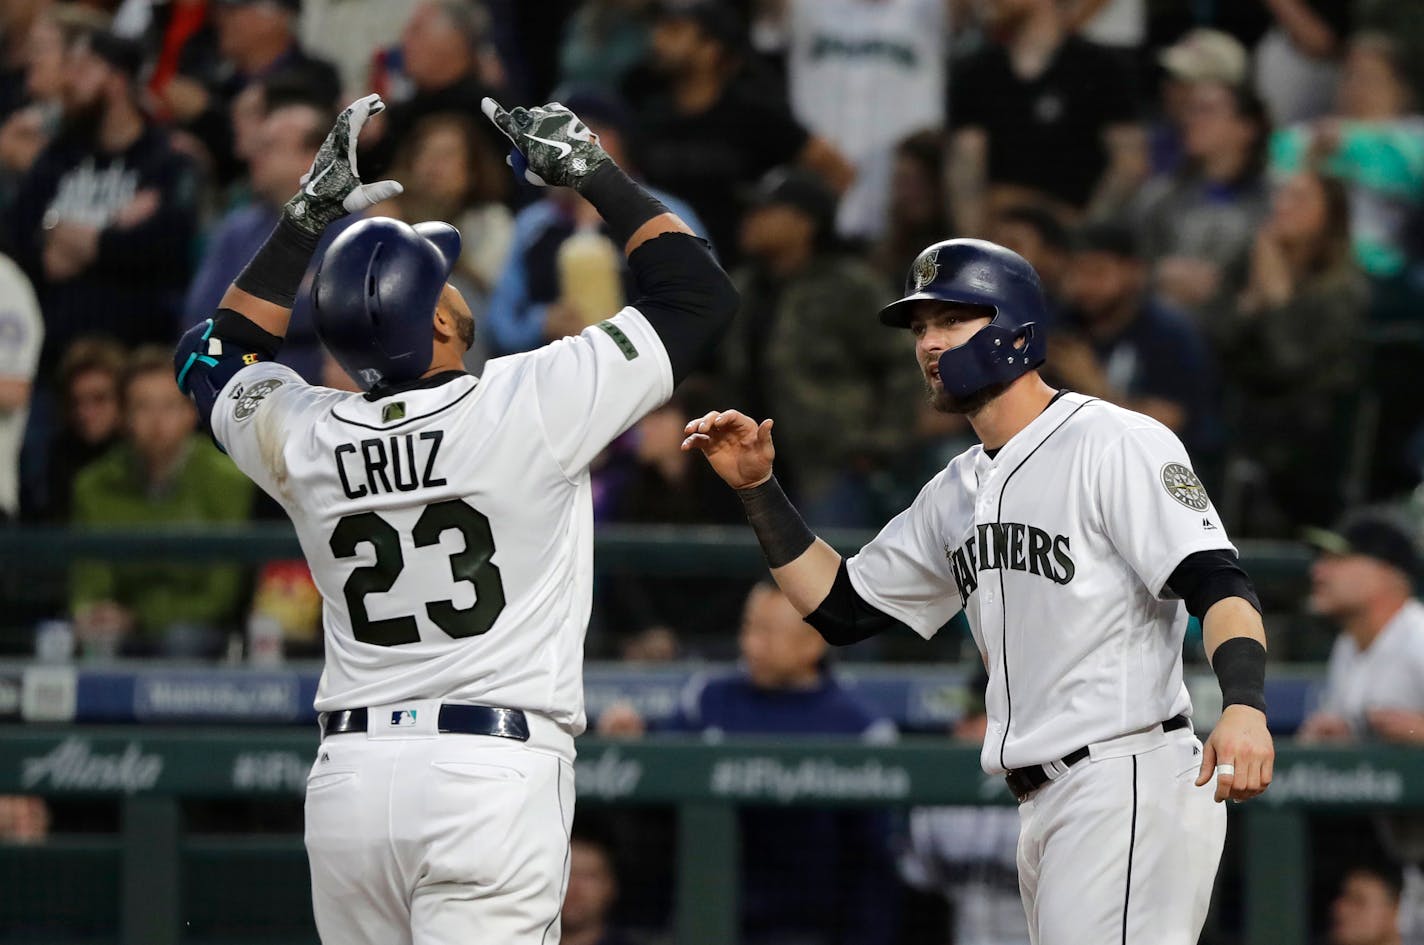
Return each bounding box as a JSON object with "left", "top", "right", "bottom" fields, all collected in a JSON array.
[
  {"left": 785, "top": 0, "right": 947, "bottom": 237},
  {"left": 0, "top": 254, "right": 42, "bottom": 517},
  {"left": 1319, "top": 598, "right": 1424, "bottom": 735},
  {"left": 210, "top": 307, "right": 672, "bottom": 733},
  {"left": 847, "top": 393, "right": 1234, "bottom": 774}
]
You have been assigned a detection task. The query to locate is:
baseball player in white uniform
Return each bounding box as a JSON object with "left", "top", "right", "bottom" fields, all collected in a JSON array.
[
  {"left": 685, "top": 239, "right": 1275, "bottom": 944},
  {"left": 173, "top": 95, "right": 736, "bottom": 943}
]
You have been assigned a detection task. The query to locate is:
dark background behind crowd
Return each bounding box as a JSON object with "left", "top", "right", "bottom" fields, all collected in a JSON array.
[{"left": 3, "top": 3, "right": 1424, "bottom": 944}]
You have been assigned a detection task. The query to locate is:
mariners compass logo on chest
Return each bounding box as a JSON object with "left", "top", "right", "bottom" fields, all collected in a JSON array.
[{"left": 944, "top": 522, "right": 1077, "bottom": 607}]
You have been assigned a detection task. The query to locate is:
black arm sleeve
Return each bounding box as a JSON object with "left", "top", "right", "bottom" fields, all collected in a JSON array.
[
  {"left": 804, "top": 560, "right": 910, "bottom": 646},
  {"left": 626, "top": 231, "right": 739, "bottom": 384},
  {"left": 1164, "top": 548, "right": 1261, "bottom": 619}
]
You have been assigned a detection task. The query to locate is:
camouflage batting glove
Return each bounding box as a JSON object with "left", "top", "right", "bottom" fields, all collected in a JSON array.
[
  {"left": 283, "top": 93, "right": 403, "bottom": 237},
  {"left": 481, "top": 98, "right": 612, "bottom": 190}
]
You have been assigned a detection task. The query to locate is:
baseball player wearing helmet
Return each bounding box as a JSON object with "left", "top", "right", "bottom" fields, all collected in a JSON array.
[
  {"left": 685, "top": 239, "right": 1275, "bottom": 944},
  {"left": 174, "top": 95, "right": 737, "bottom": 943}
]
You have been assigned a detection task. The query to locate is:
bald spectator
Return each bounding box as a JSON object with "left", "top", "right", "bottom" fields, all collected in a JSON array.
[
  {"left": 362, "top": 0, "right": 504, "bottom": 177},
  {"left": 1298, "top": 515, "right": 1424, "bottom": 745},
  {"left": 600, "top": 582, "right": 898, "bottom": 945},
  {"left": 183, "top": 100, "right": 354, "bottom": 382},
  {"left": 0, "top": 252, "right": 40, "bottom": 521}
]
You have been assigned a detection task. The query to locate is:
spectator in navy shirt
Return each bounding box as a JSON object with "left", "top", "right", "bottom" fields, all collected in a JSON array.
[
  {"left": 1051, "top": 222, "right": 1220, "bottom": 464},
  {"left": 600, "top": 582, "right": 899, "bottom": 945}
]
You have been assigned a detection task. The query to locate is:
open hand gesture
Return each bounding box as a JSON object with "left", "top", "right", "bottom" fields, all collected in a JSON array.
[{"left": 681, "top": 410, "right": 776, "bottom": 490}]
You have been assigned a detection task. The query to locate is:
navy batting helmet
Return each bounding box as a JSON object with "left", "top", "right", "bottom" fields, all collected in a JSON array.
[
  {"left": 312, "top": 217, "right": 462, "bottom": 392},
  {"left": 878, "top": 238, "right": 1048, "bottom": 400}
]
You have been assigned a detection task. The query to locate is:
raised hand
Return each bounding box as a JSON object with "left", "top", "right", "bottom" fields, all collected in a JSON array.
[
  {"left": 283, "top": 93, "right": 402, "bottom": 236},
  {"left": 681, "top": 410, "right": 776, "bottom": 490},
  {"left": 481, "top": 98, "right": 612, "bottom": 190}
]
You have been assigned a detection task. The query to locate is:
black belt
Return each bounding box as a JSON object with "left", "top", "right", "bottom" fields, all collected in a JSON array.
[
  {"left": 1004, "top": 714, "right": 1191, "bottom": 802},
  {"left": 319, "top": 704, "right": 530, "bottom": 741}
]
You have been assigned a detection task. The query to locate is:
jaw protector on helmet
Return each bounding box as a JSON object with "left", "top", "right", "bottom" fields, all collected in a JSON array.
[
  {"left": 312, "top": 218, "right": 462, "bottom": 392},
  {"left": 878, "top": 238, "right": 1048, "bottom": 400}
]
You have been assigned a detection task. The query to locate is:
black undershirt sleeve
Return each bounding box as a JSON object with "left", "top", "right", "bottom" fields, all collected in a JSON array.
[
  {"left": 1164, "top": 548, "right": 1261, "bottom": 619},
  {"left": 804, "top": 560, "right": 911, "bottom": 646},
  {"left": 624, "top": 231, "right": 738, "bottom": 385}
]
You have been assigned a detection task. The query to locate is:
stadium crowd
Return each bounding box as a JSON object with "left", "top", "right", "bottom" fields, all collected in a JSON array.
[
  {"left": 1, "top": 1, "right": 1424, "bottom": 942},
  {"left": 0, "top": 0, "right": 1422, "bottom": 662}
]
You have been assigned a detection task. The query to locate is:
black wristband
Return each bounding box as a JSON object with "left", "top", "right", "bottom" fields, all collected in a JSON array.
[
  {"left": 736, "top": 475, "right": 816, "bottom": 568},
  {"left": 211, "top": 308, "right": 284, "bottom": 359},
  {"left": 234, "top": 215, "right": 321, "bottom": 308},
  {"left": 1213, "top": 637, "right": 1268, "bottom": 713},
  {"left": 577, "top": 163, "right": 670, "bottom": 247}
]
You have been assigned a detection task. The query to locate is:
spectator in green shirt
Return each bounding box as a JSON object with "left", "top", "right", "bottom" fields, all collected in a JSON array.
[{"left": 70, "top": 346, "right": 254, "bottom": 658}]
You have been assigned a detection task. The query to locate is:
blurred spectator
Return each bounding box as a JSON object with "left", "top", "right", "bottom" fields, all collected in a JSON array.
[
  {"left": 362, "top": 0, "right": 504, "bottom": 177},
  {"left": 599, "top": 582, "right": 899, "bottom": 945},
  {"left": 1329, "top": 862, "right": 1404, "bottom": 945},
  {"left": 376, "top": 112, "right": 512, "bottom": 355},
  {"left": 0, "top": 252, "right": 41, "bottom": 521},
  {"left": 300, "top": 0, "right": 420, "bottom": 96},
  {"left": 4, "top": 29, "right": 198, "bottom": 379},
  {"left": 165, "top": 0, "right": 340, "bottom": 185},
  {"left": 0, "top": 4, "right": 114, "bottom": 204},
  {"left": 69, "top": 346, "right": 254, "bottom": 659},
  {"left": 1252, "top": 0, "right": 1353, "bottom": 127},
  {"left": 898, "top": 670, "right": 1030, "bottom": 945},
  {"left": 1298, "top": 514, "right": 1424, "bottom": 744},
  {"left": 183, "top": 100, "right": 342, "bottom": 382},
  {"left": 0, "top": 794, "right": 49, "bottom": 844},
  {"left": 873, "top": 130, "right": 951, "bottom": 284},
  {"left": 1209, "top": 171, "right": 1366, "bottom": 531},
  {"left": 34, "top": 337, "right": 124, "bottom": 522},
  {"left": 1151, "top": 28, "right": 1249, "bottom": 176},
  {"left": 562, "top": 827, "right": 638, "bottom": 945},
  {"left": 596, "top": 392, "right": 746, "bottom": 650},
  {"left": 1052, "top": 221, "right": 1219, "bottom": 463},
  {"left": 484, "top": 90, "right": 707, "bottom": 356},
  {"left": 1270, "top": 32, "right": 1424, "bottom": 282},
  {"left": 986, "top": 204, "right": 1070, "bottom": 315},
  {"left": 558, "top": 0, "right": 654, "bottom": 94},
  {"left": 761, "top": 0, "right": 948, "bottom": 239},
  {"left": 635, "top": 0, "right": 853, "bottom": 264},
  {"left": 947, "top": 0, "right": 1143, "bottom": 235},
  {"left": 723, "top": 167, "right": 916, "bottom": 527},
  {"left": 0, "top": 0, "right": 47, "bottom": 121},
  {"left": 1065, "top": 0, "right": 1144, "bottom": 56},
  {"left": 1130, "top": 81, "right": 1271, "bottom": 313}
]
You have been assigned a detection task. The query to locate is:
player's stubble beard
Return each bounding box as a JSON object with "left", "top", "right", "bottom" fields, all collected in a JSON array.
[
  {"left": 453, "top": 308, "right": 475, "bottom": 349},
  {"left": 926, "top": 377, "right": 1012, "bottom": 417}
]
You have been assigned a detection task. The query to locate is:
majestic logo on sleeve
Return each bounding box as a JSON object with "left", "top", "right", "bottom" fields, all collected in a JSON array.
[
  {"left": 946, "top": 523, "right": 1077, "bottom": 607},
  {"left": 1161, "top": 463, "right": 1211, "bottom": 511}
]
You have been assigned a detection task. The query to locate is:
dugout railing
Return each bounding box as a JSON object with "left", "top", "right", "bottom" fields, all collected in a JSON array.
[{"left": 0, "top": 730, "right": 1421, "bottom": 945}]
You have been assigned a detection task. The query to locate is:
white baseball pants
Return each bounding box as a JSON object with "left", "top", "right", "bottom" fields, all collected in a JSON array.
[
  {"left": 303, "top": 702, "right": 576, "bottom": 945},
  {"left": 1016, "top": 726, "right": 1227, "bottom": 945}
]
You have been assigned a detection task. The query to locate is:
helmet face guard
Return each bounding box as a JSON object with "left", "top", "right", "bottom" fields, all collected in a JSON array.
[
  {"left": 879, "top": 238, "right": 1050, "bottom": 399},
  {"left": 312, "top": 218, "right": 462, "bottom": 392}
]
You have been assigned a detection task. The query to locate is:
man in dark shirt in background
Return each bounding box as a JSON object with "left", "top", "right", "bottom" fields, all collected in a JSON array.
[
  {"left": 600, "top": 582, "right": 899, "bottom": 945},
  {"left": 948, "top": 0, "right": 1144, "bottom": 234},
  {"left": 1052, "top": 222, "right": 1220, "bottom": 465},
  {"left": 635, "top": 0, "right": 853, "bottom": 263}
]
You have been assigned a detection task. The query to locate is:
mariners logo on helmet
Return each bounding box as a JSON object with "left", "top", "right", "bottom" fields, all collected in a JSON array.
[{"left": 912, "top": 249, "right": 940, "bottom": 291}]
